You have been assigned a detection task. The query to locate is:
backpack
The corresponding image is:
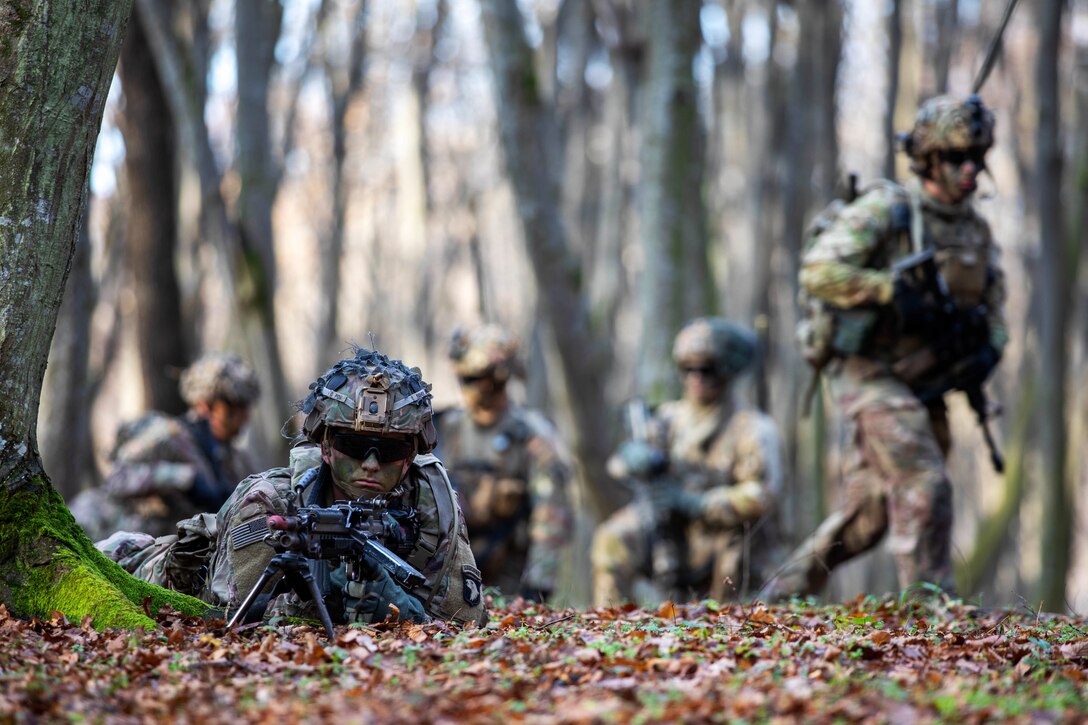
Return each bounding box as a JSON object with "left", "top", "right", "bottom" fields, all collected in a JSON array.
[{"left": 796, "top": 180, "right": 919, "bottom": 411}]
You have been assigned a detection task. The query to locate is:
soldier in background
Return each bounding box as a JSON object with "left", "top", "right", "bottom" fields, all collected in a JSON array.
[
  {"left": 434, "top": 325, "right": 573, "bottom": 602},
  {"left": 765, "top": 95, "right": 1008, "bottom": 599},
  {"left": 99, "top": 347, "right": 486, "bottom": 627},
  {"left": 591, "top": 317, "right": 784, "bottom": 605},
  {"left": 71, "top": 353, "right": 261, "bottom": 540}
]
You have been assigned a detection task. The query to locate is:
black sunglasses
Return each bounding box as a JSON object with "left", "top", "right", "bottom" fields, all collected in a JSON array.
[
  {"left": 938, "top": 147, "right": 987, "bottom": 168},
  {"left": 681, "top": 365, "right": 718, "bottom": 378},
  {"left": 330, "top": 433, "right": 414, "bottom": 463},
  {"left": 459, "top": 374, "right": 492, "bottom": 386}
]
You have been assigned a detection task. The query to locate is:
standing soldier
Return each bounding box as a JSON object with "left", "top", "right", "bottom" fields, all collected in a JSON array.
[
  {"left": 435, "top": 325, "right": 573, "bottom": 602},
  {"left": 767, "top": 95, "right": 1007, "bottom": 599},
  {"left": 71, "top": 353, "right": 261, "bottom": 539},
  {"left": 591, "top": 317, "right": 784, "bottom": 605},
  {"left": 99, "top": 347, "right": 487, "bottom": 627}
]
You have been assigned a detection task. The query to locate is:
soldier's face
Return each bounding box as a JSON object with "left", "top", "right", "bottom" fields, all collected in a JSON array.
[
  {"left": 459, "top": 373, "right": 507, "bottom": 414},
  {"left": 321, "top": 430, "right": 414, "bottom": 497},
  {"left": 202, "top": 399, "right": 251, "bottom": 442},
  {"left": 679, "top": 359, "right": 726, "bottom": 405},
  {"left": 928, "top": 147, "right": 985, "bottom": 203}
]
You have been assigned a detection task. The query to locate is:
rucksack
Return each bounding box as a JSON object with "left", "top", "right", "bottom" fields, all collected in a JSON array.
[{"left": 796, "top": 179, "right": 920, "bottom": 410}]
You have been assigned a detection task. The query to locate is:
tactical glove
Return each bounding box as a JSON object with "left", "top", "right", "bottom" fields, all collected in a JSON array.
[
  {"left": 649, "top": 484, "right": 705, "bottom": 520},
  {"left": 891, "top": 277, "right": 935, "bottom": 335},
  {"left": 345, "top": 567, "right": 426, "bottom": 624},
  {"left": 958, "top": 343, "right": 1002, "bottom": 385},
  {"left": 612, "top": 441, "right": 669, "bottom": 479}
]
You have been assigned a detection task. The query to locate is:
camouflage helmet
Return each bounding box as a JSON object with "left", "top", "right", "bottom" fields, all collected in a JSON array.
[
  {"left": 900, "top": 94, "right": 995, "bottom": 167},
  {"left": 298, "top": 347, "right": 437, "bottom": 453},
  {"left": 448, "top": 325, "right": 524, "bottom": 382},
  {"left": 179, "top": 353, "right": 260, "bottom": 406},
  {"left": 673, "top": 317, "right": 757, "bottom": 378}
]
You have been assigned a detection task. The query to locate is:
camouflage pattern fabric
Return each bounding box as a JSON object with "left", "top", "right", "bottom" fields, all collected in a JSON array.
[
  {"left": 100, "top": 444, "right": 487, "bottom": 627},
  {"left": 73, "top": 411, "right": 256, "bottom": 540},
  {"left": 767, "top": 179, "right": 1007, "bottom": 598},
  {"left": 434, "top": 406, "right": 572, "bottom": 599},
  {"left": 591, "top": 399, "right": 784, "bottom": 605},
  {"left": 179, "top": 353, "right": 260, "bottom": 406},
  {"left": 765, "top": 358, "right": 954, "bottom": 598}
]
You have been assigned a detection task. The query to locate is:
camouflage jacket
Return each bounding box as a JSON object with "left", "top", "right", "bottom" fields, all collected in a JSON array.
[
  {"left": 204, "top": 445, "right": 487, "bottom": 627},
  {"left": 433, "top": 406, "right": 572, "bottom": 595},
  {"left": 799, "top": 179, "right": 1008, "bottom": 366},
  {"left": 79, "top": 411, "right": 255, "bottom": 539},
  {"left": 655, "top": 398, "right": 783, "bottom": 531}
]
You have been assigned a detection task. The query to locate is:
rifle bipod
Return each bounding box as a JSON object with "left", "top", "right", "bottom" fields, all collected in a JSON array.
[{"left": 226, "top": 551, "right": 337, "bottom": 639}]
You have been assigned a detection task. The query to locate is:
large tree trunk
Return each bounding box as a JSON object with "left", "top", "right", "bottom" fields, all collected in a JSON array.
[
  {"left": 478, "top": 0, "right": 619, "bottom": 520},
  {"left": 1034, "top": 0, "right": 1072, "bottom": 613},
  {"left": 119, "top": 5, "right": 188, "bottom": 414},
  {"left": 636, "top": 0, "right": 711, "bottom": 402},
  {"left": 0, "top": 0, "right": 207, "bottom": 628}
]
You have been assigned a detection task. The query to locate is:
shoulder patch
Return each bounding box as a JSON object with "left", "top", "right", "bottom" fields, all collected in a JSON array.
[
  {"left": 462, "top": 565, "right": 482, "bottom": 606},
  {"left": 230, "top": 517, "right": 270, "bottom": 551}
]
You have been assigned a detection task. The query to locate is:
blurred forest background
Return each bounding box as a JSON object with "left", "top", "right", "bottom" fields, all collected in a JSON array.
[{"left": 38, "top": 0, "right": 1087, "bottom": 612}]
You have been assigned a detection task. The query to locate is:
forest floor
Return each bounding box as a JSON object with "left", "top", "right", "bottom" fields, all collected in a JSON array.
[{"left": 1, "top": 595, "right": 1087, "bottom": 723}]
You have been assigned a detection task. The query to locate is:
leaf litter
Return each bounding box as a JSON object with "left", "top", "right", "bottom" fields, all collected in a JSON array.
[{"left": 0, "top": 597, "right": 1085, "bottom": 722}]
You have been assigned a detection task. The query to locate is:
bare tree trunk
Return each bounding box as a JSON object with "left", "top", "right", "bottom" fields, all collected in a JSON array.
[
  {"left": 318, "top": 0, "right": 369, "bottom": 370},
  {"left": 39, "top": 192, "right": 96, "bottom": 500},
  {"left": 933, "top": 0, "right": 959, "bottom": 94},
  {"left": 637, "top": 0, "right": 711, "bottom": 402},
  {"left": 0, "top": 0, "right": 205, "bottom": 627},
  {"left": 884, "top": 0, "right": 903, "bottom": 179},
  {"left": 1034, "top": 0, "right": 1072, "bottom": 614},
  {"left": 119, "top": 5, "right": 187, "bottom": 414},
  {"left": 134, "top": 0, "right": 288, "bottom": 465},
  {"left": 478, "top": 0, "right": 619, "bottom": 519}
]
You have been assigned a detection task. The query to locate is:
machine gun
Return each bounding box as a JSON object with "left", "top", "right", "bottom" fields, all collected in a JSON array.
[
  {"left": 226, "top": 495, "right": 425, "bottom": 639},
  {"left": 892, "top": 249, "right": 1005, "bottom": 473}
]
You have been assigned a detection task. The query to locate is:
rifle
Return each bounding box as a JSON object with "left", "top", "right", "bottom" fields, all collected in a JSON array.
[
  {"left": 620, "top": 399, "right": 685, "bottom": 593},
  {"left": 892, "top": 249, "right": 1005, "bottom": 473},
  {"left": 226, "top": 496, "right": 425, "bottom": 639}
]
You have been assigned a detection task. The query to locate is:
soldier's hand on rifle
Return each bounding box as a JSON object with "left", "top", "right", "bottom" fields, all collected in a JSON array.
[
  {"left": 608, "top": 441, "right": 669, "bottom": 480},
  {"left": 958, "top": 342, "right": 1002, "bottom": 385},
  {"left": 345, "top": 567, "right": 426, "bottom": 624},
  {"left": 649, "top": 483, "right": 705, "bottom": 521},
  {"left": 892, "top": 276, "right": 934, "bottom": 335}
]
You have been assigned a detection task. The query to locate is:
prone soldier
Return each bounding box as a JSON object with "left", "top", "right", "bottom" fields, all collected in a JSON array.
[{"left": 98, "top": 347, "right": 487, "bottom": 628}]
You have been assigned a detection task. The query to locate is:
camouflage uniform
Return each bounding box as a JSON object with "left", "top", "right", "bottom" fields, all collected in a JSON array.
[
  {"left": 72, "top": 354, "right": 260, "bottom": 540},
  {"left": 591, "top": 318, "right": 784, "bottom": 605},
  {"left": 767, "top": 95, "right": 1008, "bottom": 598},
  {"left": 438, "top": 326, "right": 572, "bottom": 599},
  {"left": 101, "top": 349, "right": 487, "bottom": 627}
]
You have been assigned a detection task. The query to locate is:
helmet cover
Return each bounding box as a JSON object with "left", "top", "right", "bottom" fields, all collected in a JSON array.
[{"left": 298, "top": 347, "right": 437, "bottom": 453}]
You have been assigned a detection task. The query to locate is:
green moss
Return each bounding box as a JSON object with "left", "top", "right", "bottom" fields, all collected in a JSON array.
[{"left": 0, "top": 478, "right": 209, "bottom": 629}]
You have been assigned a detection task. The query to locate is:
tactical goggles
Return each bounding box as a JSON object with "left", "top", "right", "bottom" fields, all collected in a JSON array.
[
  {"left": 938, "top": 147, "right": 987, "bottom": 169},
  {"left": 329, "top": 433, "right": 414, "bottom": 463}
]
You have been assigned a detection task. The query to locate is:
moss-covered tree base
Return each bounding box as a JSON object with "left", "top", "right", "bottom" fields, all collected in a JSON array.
[{"left": 0, "top": 478, "right": 209, "bottom": 629}]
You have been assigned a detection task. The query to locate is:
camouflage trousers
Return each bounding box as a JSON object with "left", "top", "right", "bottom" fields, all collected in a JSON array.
[
  {"left": 766, "top": 357, "right": 954, "bottom": 599},
  {"left": 96, "top": 513, "right": 218, "bottom": 598}
]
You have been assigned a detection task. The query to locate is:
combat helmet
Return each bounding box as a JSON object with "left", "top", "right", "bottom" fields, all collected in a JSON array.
[
  {"left": 900, "top": 94, "right": 995, "bottom": 173},
  {"left": 673, "top": 317, "right": 757, "bottom": 379},
  {"left": 448, "top": 325, "right": 524, "bottom": 383},
  {"left": 298, "top": 347, "right": 437, "bottom": 454},
  {"left": 179, "top": 353, "right": 261, "bottom": 406}
]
